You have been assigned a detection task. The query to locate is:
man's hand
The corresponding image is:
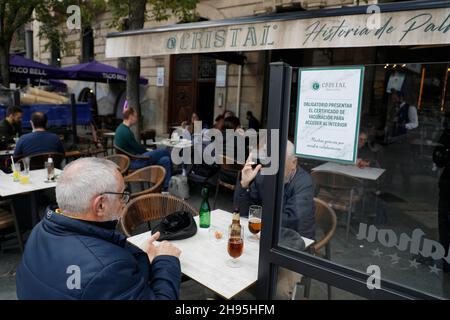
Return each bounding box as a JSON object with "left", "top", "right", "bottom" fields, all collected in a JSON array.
[
  {"left": 356, "top": 158, "right": 371, "bottom": 169},
  {"left": 144, "top": 231, "right": 181, "bottom": 263},
  {"left": 240, "top": 155, "right": 262, "bottom": 189}
]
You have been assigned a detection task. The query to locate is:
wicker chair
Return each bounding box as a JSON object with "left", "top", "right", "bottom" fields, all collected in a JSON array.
[
  {"left": 16, "top": 152, "right": 65, "bottom": 170},
  {"left": 295, "top": 198, "right": 337, "bottom": 300},
  {"left": 213, "top": 155, "right": 244, "bottom": 209},
  {"left": 114, "top": 144, "right": 151, "bottom": 173},
  {"left": 76, "top": 136, "right": 107, "bottom": 157},
  {"left": 124, "top": 165, "right": 166, "bottom": 198},
  {"left": 0, "top": 199, "right": 24, "bottom": 252},
  {"left": 120, "top": 193, "right": 197, "bottom": 237},
  {"left": 97, "top": 129, "right": 115, "bottom": 155},
  {"left": 311, "top": 170, "right": 363, "bottom": 241},
  {"left": 105, "top": 154, "right": 130, "bottom": 175}
]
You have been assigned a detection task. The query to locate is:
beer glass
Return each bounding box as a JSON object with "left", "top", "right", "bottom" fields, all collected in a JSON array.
[
  {"left": 248, "top": 205, "right": 262, "bottom": 242},
  {"left": 227, "top": 226, "right": 244, "bottom": 268}
]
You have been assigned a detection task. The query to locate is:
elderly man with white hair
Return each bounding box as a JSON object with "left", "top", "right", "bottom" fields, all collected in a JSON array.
[{"left": 16, "top": 157, "right": 181, "bottom": 300}]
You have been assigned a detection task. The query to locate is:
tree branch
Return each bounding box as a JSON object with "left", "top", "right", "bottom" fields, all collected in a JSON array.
[
  {"left": 0, "top": 1, "right": 6, "bottom": 41},
  {"left": 9, "top": 5, "right": 35, "bottom": 39}
]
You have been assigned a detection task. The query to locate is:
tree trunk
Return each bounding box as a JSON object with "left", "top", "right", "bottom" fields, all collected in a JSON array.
[
  {"left": 124, "top": 0, "right": 146, "bottom": 136},
  {"left": 0, "top": 42, "right": 11, "bottom": 88}
]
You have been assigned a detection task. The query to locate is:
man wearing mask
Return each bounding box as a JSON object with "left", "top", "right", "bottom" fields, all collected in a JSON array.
[{"left": 16, "top": 157, "right": 182, "bottom": 299}]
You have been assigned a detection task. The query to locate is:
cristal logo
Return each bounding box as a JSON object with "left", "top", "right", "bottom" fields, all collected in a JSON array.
[{"left": 312, "top": 82, "right": 320, "bottom": 90}]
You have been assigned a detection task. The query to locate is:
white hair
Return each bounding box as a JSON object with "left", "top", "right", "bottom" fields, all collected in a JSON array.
[
  {"left": 286, "top": 140, "right": 296, "bottom": 160},
  {"left": 56, "top": 157, "right": 121, "bottom": 215}
]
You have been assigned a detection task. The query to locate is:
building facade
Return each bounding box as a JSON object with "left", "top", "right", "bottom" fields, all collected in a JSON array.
[{"left": 31, "top": 0, "right": 379, "bottom": 135}]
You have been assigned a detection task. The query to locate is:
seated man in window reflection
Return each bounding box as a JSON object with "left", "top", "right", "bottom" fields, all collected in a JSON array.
[
  {"left": 233, "top": 140, "right": 316, "bottom": 240},
  {"left": 357, "top": 129, "right": 382, "bottom": 169}
]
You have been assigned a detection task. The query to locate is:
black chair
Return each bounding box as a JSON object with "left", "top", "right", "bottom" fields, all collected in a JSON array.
[
  {"left": 16, "top": 152, "right": 65, "bottom": 170},
  {"left": 0, "top": 199, "right": 24, "bottom": 253}
]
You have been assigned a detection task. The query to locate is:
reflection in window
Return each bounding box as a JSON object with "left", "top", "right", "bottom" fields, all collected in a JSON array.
[{"left": 279, "top": 62, "right": 450, "bottom": 299}]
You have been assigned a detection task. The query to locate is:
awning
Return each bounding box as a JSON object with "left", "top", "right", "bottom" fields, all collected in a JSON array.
[
  {"left": 106, "top": 1, "right": 450, "bottom": 59},
  {"left": 9, "top": 54, "right": 69, "bottom": 79},
  {"left": 61, "top": 60, "right": 148, "bottom": 85}
]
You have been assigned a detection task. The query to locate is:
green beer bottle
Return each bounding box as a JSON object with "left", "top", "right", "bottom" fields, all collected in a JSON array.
[{"left": 199, "top": 187, "right": 211, "bottom": 228}]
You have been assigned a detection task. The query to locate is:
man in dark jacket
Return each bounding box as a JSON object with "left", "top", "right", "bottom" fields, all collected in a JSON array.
[
  {"left": 16, "top": 157, "right": 181, "bottom": 299},
  {"left": 114, "top": 107, "right": 172, "bottom": 190},
  {"left": 0, "top": 105, "right": 23, "bottom": 148},
  {"left": 434, "top": 115, "right": 450, "bottom": 273},
  {"left": 233, "top": 140, "right": 315, "bottom": 239}
]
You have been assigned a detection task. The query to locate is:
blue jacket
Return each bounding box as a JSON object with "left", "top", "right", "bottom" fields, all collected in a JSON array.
[
  {"left": 233, "top": 167, "right": 316, "bottom": 239},
  {"left": 16, "top": 208, "right": 181, "bottom": 300}
]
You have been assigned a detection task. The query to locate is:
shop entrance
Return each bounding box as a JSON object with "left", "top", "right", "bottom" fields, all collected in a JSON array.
[{"left": 168, "top": 54, "right": 216, "bottom": 130}]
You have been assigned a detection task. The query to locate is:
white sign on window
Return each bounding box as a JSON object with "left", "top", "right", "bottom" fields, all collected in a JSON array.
[
  {"left": 294, "top": 67, "right": 364, "bottom": 164},
  {"left": 156, "top": 67, "right": 164, "bottom": 87}
]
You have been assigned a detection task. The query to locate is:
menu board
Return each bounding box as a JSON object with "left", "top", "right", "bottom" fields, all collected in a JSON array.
[{"left": 294, "top": 67, "right": 364, "bottom": 164}]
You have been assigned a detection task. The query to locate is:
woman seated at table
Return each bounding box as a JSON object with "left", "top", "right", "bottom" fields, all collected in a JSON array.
[
  {"left": 114, "top": 107, "right": 172, "bottom": 191},
  {"left": 357, "top": 130, "right": 382, "bottom": 169}
]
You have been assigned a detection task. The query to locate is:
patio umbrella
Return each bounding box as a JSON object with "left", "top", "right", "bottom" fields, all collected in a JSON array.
[
  {"left": 9, "top": 54, "right": 68, "bottom": 80},
  {"left": 61, "top": 60, "right": 148, "bottom": 85}
]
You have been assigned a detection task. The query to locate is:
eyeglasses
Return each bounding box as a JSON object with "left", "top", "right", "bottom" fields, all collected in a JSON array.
[{"left": 100, "top": 190, "right": 131, "bottom": 204}]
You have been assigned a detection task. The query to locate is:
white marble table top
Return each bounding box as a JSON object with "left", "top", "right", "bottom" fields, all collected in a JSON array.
[
  {"left": 312, "top": 161, "right": 385, "bottom": 181},
  {"left": 0, "top": 149, "right": 14, "bottom": 156},
  {"left": 0, "top": 168, "right": 62, "bottom": 197},
  {"left": 102, "top": 132, "right": 115, "bottom": 137},
  {"left": 154, "top": 138, "right": 192, "bottom": 149},
  {"left": 127, "top": 209, "right": 314, "bottom": 299}
]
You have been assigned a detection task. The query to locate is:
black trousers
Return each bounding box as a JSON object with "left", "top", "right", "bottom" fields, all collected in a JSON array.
[{"left": 438, "top": 198, "right": 450, "bottom": 271}]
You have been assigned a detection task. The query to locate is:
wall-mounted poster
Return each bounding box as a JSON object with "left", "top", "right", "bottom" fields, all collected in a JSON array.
[
  {"left": 294, "top": 66, "right": 364, "bottom": 164},
  {"left": 156, "top": 67, "right": 164, "bottom": 87}
]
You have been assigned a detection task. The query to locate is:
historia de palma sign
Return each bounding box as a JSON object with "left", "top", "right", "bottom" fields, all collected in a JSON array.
[
  {"left": 106, "top": 8, "right": 450, "bottom": 57},
  {"left": 294, "top": 67, "right": 364, "bottom": 164}
]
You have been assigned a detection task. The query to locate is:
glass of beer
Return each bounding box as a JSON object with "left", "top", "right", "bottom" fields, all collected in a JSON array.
[
  {"left": 248, "top": 205, "right": 262, "bottom": 242},
  {"left": 227, "top": 226, "right": 244, "bottom": 268}
]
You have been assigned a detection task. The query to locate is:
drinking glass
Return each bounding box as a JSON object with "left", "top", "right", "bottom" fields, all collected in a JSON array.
[
  {"left": 248, "top": 205, "right": 262, "bottom": 242},
  {"left": 226, "top": 226, "right": 244, "bottom": 268},
  {"left": 19, "top": 171, "right": 30, "bottom": 184},
  {"left": 23, "top": 157, "right": 30, "bottom": 174},
  {"left": 12, "top": 163, "right": 21, "bottom": 182}
]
